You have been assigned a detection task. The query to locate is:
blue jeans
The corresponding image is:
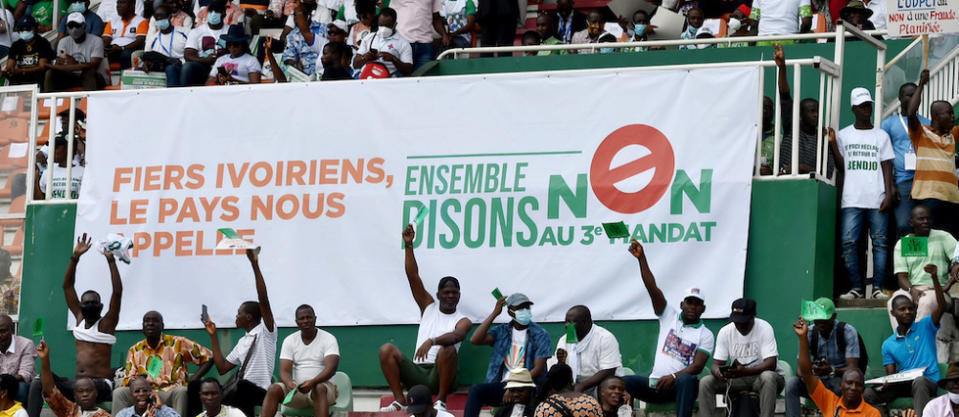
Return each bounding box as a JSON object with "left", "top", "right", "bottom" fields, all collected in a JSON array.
[
  {"left": 623, "top": 374, "right": 698, "bottom": 417},
  {"left": 784, "top": 376, "right": 841, "bottom": 417},
  {"left": 165, "top": 64, "right": 183, "bottom": 87},
  {"left": 179, "top": 62, "right": 212, "bottom": 86},
  {"left": 894, "top": 179, "right": 915, "bottom": 237},
  {"left": 410, "top": 42, "right": 433, "bottom": 72},
  {"left": 841, "top": 207, "right": 889, "bottom": 291},
  {"left": 464, "top": 381, "right": 505, "bottom": 417}
]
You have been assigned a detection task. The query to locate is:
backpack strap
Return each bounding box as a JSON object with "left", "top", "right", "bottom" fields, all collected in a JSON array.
[
  {"left": 836, "top": 322, "right": 847, "bottom": 356},
  {"left": 544, "top": 395, "right": 576, "bottom": 417}
]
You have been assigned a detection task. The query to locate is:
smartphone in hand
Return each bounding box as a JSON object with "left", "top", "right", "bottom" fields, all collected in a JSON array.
[{"left": 201, "top": 304, "right": 209, "bottom": 322}]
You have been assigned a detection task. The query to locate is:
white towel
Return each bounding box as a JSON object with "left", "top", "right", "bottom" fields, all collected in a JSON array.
[
  {"left": 97, "top": 233, "right": 134, "bottom": 264},
  {"left": 567, "top": 324, "right": 595, "bottom": 382}
]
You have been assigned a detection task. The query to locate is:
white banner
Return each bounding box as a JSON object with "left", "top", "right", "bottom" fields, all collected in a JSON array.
[
  {"left": 886, "top": 0, "right": 959, "bottom": 37},
  {"left": 76, "top": 67, "right": 759, "bottom": 330}
]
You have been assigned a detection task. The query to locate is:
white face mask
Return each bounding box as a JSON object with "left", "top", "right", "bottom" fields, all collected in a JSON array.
[
  {"left": 377, "top": 26, "right": 393, "bottom": 38},
  {"left": 728, "top": 17, "right": 742, "bottom": 32},
  {"left": 949, "top": 392, "right": 959, "bottom": 404}
]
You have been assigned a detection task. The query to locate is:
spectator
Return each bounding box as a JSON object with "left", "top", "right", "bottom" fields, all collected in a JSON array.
[
  {"left": 555, "top": 0, "right": 586, "bottom": 43},
  {"left": 17, "top": 0, "right": 59, "bottom": 33},
  {"left": 923, "top": 364, "right": 959, "bottom": 417},
  {"left": 698, "top": 298, "right": 784, "bottom": 417},
  {"left": 195, "top": 0, "right": 243, "bottom": 27},
  {"left": 793, "top": 318, "right": 879, "bottom": 417},
  {"left": 102, "top": 0, "right": 148, "bottom": 69},
  {"left": 571, "top": 9, "right": 604, "bottom": 54},
  {"left": 864, "top": 267, "right": 948, "bottom": 416},
  {"left": 196, "top": 379, "right": 245, "bottom": 417},
  {"left": 379, "top": 225, "right": 471, "bottom": 412},
  {"left": 521, "top": 30, "right": 540, "bottom": 55},
  {"left": 622, "top": 240, "right": 711, "bottom": 417},
  {"left": 838, "top": 1, "right": 875, "bottom": 31},
  {"left": 678, "top": 7, "right": 702, "bottom": 50},
  {"left": 44, "top": 13, "right": 107, "bottom": 91},
  {"left": 748, "top": 0, "right": 812, "bottom": 38},
  {"left": 492, "top": 369, "right": 538, "bottom": 417},
  {"left": 0, "top": 252, "right": 18, "bottom": 315},
  {"left": 720, "top": 6, "right": 751, "bottom": 44},
  {"left": 3, "top": 15, "right": 53, "bottom": 86},
  {"left": 439, "top": 0, "right": 475, "bottom": 49},
  {"left": 55, "top": 0, "right": 105, "bottom": 48},
  {"left": 533, "top": 364, "right": 603, "bottom": 417},
  {"left": 475, "top": 0, "right": 514, "bottom": 56},
  {"left": 141, "top": 5, "right": 189, "bottom": 87},
  {"left": 259, "top": 304, "right": 339, "bottom": 417},
  {"left": 353, "top": 8, "right": 413, "bottom": 77},
  {"left": 890, "top": 206, "right": 956, "bottom": 333},
  {"left": 113, "top": 311, "right": 213, "bottom": 417},
  {"left": 828, "top": 87, "right": 895, "bottom": 300},
  {"left": 596, "top": 377, "right": 630, "bottom": 417},
  {"left": 178, "top": 1, "right": 229, "bottom": 86},
  {"left": 407, "top": 385, "right": 455, "bottom": 417},
  {"left": 97, "top": 0, "right": 144, "bottom": 26},
  {"left": 282, "top": 0, "right": 329, "bottom": 77},
  {"left": 27, "top": 234, "right": 120, "bottom": 417},
  {"left": 784, "top": 298, "right": 863, "bottom": 417},
  {"left": 35, "top": 136, "right": 84, "bottom": 199},
  {"left": 36, "top": 341, "right": 110, "bottom": 417},
  {"left": 904, "top": 70, "right": 959, "bottom": 237},
  {"left": 347, "top": 0, "right": 374, "bottom": 47},
  {"left": 328, "top": 20, "right": 348, "bottom": 42},
  {"left": 759, "top": 95, "right": 775, "bottom": 175},
  {"left": 0, "top": 374, "right": 26, "bottom": 417},
  {"left": 319, "top": 41, "right": 353, "bottom": 80},
  {"left": 464, "top": 293, "right": 551, "bottom": 417},
  {"left": 535, "top": 13, "right": 562, "bottom": 49},
  {"left": 864, "top": 0, "right": 885, "bottom": 30},
  {"left": 882, "top": 82, "right": 930, "bottom": 237},
  {"left": 145, "top": 0, "right": 192, "bottom": 42},
  {"left": 774, "top": 43, "right": 834, "bottom": 176},
  {"left": 114, "top": 377, "right": 180, "bottom": 417},
  {"left": 0, "top": 314, "right": 35, "bottom": 404},
  {"left": 0, "top": 4, "right": 17, "bottom": 57},
  {"left": 391, "top": 0, "right": 447, "bottom": 70},
  {"left": 201, "top": 250, "right": 277, "bottom": 417},
  {"left": 549, "top": 305, "right": 623, "bottom": 395}
]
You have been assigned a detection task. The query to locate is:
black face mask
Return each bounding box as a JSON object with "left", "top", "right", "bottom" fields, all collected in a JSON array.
[{"left": 81, "top": 305, "right": 102, "bottom": 319}]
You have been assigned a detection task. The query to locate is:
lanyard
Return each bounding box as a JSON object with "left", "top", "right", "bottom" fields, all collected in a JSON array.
[
  {"left": 558, "top": 16, "right": 571, "bottom": 42},
  {"left": 158, "top": 32, "right": 175, "bottom": 55},
  {"left": 899, "top": 113, "right": 916, "bottom": 154}
]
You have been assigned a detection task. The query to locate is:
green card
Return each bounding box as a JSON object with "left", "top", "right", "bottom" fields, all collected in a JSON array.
[
  {"left": 146, "top": 355, "right": 162, "bottom": 379},
  {"left": 565, "top": 323, "right": 578, "bottom": 344},
  {"left": 901, "top": 236, "right": 928, "bottom": 257},
  {"left": 602, "top": 222, "right": 630, "bottom": 239},
  {"left": 218, "top": 228, "right": 240, "bottom": 239},
  {"left": 801, "top": 300, "right": 830, "bottom": 322},
  {"left": 492, "top": 288, "right": 503, "bottom": 300},
  {"left": 31, "top": 317, "right": 45, "bottom": 337},
  {"left": 412, "top": 207, "right": 429, "bottom": 226},
  {"left": 282, "top": 385, "right": 299, "bottom": 405}
]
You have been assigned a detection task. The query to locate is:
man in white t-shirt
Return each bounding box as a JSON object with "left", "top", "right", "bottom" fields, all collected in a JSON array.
[
  {"left": 828, "top": 87, "right": 896, "bottom": 300},
  {"left": 36, "top": 135, "right": 83, "bottom": 200},
  {"left": 202, "top": 249, "right": 278, "bottom": 417},
  {"left": 748, "top": 0, "right": 812, "bottom": 35},
  {"left": 622, "top": 239, "right": 713, "bottom": 417},
  {"left": 259, "top": 304, "right": 339, "bottom": 417},
  {"left": 548, "top": 305, "right": 623, "bottom": 395},
  {"left": 175, "top": 0, "right": 229, "bottom": 86},
  {"left": 379, "top": 225, "right": 472, "bottom": 412},
  {"left": 352, "top": 8, "right": 412, "bottom": 77},
  {"left": 698, "top": 298, "right": 783, "bottom": 417}
]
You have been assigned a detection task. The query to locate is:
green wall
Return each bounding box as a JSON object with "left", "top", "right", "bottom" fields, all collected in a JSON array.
[{"left": 16, "top": 179, "right": 897, "bottom": 387}]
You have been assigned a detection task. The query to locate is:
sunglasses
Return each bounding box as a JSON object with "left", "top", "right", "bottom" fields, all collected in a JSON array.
[{"left": 67, "top": 22, "right": 84, "bottom": 28}]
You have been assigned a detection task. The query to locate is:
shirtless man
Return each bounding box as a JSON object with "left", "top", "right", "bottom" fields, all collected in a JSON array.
[{"left": 27, "top": 233, "right": 122, "bottom": 417}]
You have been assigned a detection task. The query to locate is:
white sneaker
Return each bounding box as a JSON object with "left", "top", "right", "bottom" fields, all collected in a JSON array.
[
  {"left": 380, "top": 401, "right": 406, "bottom": 412},
  {"left": 872, "top": 290, "right": 890, "bottom": 300},
  {"left": 434, "top": 400, "right": 447, "bottom": 411},
  {"left": 839, "top": 289, "right": 864, "bottom": 300}
]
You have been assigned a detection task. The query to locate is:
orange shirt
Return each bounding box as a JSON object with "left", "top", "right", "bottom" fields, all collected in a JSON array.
[
  {"left": 103, "top": 15, "right": 149, "bottom": 47},
  {"left": 909, "top": 124, "right": 959, "bottom": 203},
  {"left": 810, "top": 379, "right": 881, "bottom": 417}
]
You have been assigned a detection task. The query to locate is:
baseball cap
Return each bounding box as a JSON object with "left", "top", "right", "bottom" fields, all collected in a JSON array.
[
  {"left": 405, "top": 385, "right": 432, "bottom": 414},
  {"left": 15, "top": 15, "right": 37, "bottom": 29},
  {"left": 66, "top": 12, "right": 85, "bottom": 25},
  {"left": 330, "top": 19, "right": 348, "bottom": 33},
  {"left": 850, "top": 87, "right": 873, "bottom": 106},
  {"left": 506, "top": 293, "right": 533, "bottom": 308},
  {"left": 683, "top": 287, "right": 705, "bottom": 302},
  {"left": 729, "top": 298, "right": 756, "bottom": 324},
  {"left": 504, "top": 368, "right": 537, "bottom": 389},
  {"left": 814, "top": 297, "right": 836, "bottom": 318}
]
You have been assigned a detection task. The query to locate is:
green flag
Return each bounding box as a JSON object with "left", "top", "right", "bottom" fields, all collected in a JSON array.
[
  {"left": 901, "top": 236, "right": 928, "bottom": 257},
  {"left": 31, "top": 317, "right": 45, "bottom": 338},
  {"left": 491, "top": 288, "right": 503, "bottom": 300},
  {"left": 801, "top": 300, "right": 830, "bottom": 322},
  {"left": 146, "top": 355, "right": 163, "bottom": 379},
  {"left": 218, "top": 228, "right": 240, "bottom": 239},
  {"left": 565, "top": 323, "right": 578, "bottom": 344},
  {"left": 283, "top": 385, "right": 299, "bottom": 405},
  {"left": 602, "top": 222, "right": 629, "bottom": 239},
  {"left": 412, "top": 207, "right": 429, "bottom": 226}
]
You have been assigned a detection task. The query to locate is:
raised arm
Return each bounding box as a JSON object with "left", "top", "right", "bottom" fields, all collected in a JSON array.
[
  {"left": 927, "top": 264, "right": 948, "bottom": 326},
  {"left": 37, "top": 341, "right": 54, "bottom": 397},
  {"left": 100, "top": 249, "right": 122, "bottom": 333},
  {"left": 469, "top": 297, "right": 505, "bottom": 346},
  {"left": 64, "top": 233, "right": 93, "bottom": 320},
  {"left": 248, "top": 249, "right": 274, "bottom": 332},
  {"left": 905, "top": 70, "right": 928, "bottom": 131},
  {"left": 628, "top": 239, "right": 665, "bottom": 315},
  {"left": 794, "top": 317, "right": 820, "bottom": 394},
  {"left": 202, "top": 320, "right": 236, "bottom": 374},
  {"left": 402, "top": 224, "right": 434, "bottom": 314},
  {"left": 774, "top": 43, "right": 789, "bottom": 98}
]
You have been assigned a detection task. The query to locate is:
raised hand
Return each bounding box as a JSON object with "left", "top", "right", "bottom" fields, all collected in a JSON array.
[
  {"left": 925, "top": 264, "right": 938, "bottom": 278},
  {"left": 403, "top": 224, "right": 415, "bottom": 248},
  {"left": 36, "top": 340, "right": 49, "bottom": 359},
  {"left": 793, "top": 316, "right": 808, "bottom": 337},
  {"left": 73, "top": 233, "right": 92, "bottom": 258},
  {"left": 491, "top": 296, "right": 506, "bottom": 317},
  {"left": 203, "top": 319, "right": 217, "bottom": 336},
  {"left": 773, "top": 42, "right": 785, "bottom": 67},
  {"left": 246, "top": 248, "right": 258, "bottom": 264},
  {"left": 628, "top": 238, "right": 644, "bottom": 259}
]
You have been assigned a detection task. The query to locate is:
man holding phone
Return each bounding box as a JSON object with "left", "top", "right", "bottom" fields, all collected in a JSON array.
[{"left": 114, "top": 377, "right": 180, "bottom": 417}]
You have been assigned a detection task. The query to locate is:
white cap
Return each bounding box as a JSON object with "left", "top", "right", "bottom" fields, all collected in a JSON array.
[
  {"left": 66, "top": 12, "right": 85, "bottom": 24},
  {"left": 331, "top": 19, "right": 348, "bottom": 32},
  {"left": 683, "top": 287, "right": 705, "bottom": 302},
  {"left": 850, "top": 87, "right": 873, "bottom": 106}
]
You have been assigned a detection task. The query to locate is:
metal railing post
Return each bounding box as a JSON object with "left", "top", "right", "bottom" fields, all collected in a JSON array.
[
  {"left": 44, "top": 99, "right": 57, "bottom": 200},
  {"left": 25, "top": 86, "right": 39, "bottom": 205},
  {"left": 831, "top": 24, "right": 845, "bottom": 132},
  {"left": 791, "top": 63, "right": 801, "bottom": 176},
  {"left": 65, "top": 99, "right": 76, "bottom": 200},
  {"left": 874, "top": 47, "right": 885, "bottom": 126},
  {"left": 755, "top": 67, "right": 765, "bottom": 177}
]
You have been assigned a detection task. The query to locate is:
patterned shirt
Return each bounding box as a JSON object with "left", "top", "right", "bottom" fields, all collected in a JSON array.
[
  {"left": 46, "top": 388, "right": 110, "bottom": 417},
  {"left": 484, "top": 322, "right": 551, "bottom": 383},
  {"left": 115, "top": 405, "right": 180, "bottom": 417},
  {"left": 123, "top": 334, "right": 212, "bottom": 391},
  {"left": 0, "top": 336, "right": 36, "bottom": 382},
  {"left": 0, "top": 275, "right": 19, "bottom": 315},
  {"left": 283, "top": 21, "right": 329, "bottom": 76},
  {"left": 534, "top": 393, "right": 603, "bottom": 417}
]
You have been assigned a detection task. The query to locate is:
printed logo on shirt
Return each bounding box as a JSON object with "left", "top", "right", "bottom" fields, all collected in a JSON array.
[
  {"left": 730, "top": 342, "right": 759, "bottom": 360},
  {"left": 843, "top": 143, "right": 880, "bottom": 171},
  {"left": 661, "top": 329, "right": 697, "bottom": 365}
]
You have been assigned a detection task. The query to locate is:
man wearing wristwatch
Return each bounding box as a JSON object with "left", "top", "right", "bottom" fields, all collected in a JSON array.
[{"left": 377, "top": 225, "right": 471, "bottom": 413}]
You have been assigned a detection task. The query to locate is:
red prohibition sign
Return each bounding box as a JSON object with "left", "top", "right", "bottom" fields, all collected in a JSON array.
[{"left": 590, "top": 124, "right": 676, "bottom": 214}]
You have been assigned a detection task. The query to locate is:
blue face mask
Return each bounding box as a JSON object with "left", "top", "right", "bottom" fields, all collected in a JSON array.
[
  {"left": 514, "top": 309, "right": 532, "bottom": 325},
  {"left": 69, "top": 2, "right": 86, "bottom": 13},
  {"left": 18, "top": 31, "right": 34, "bottom": 41},
  {"left": 634, "top": 24, "right": 646, "bottom": 37},
  {"left": 156, "top": 18, "right": 171, "bottom": 30},
  {"left": 207, "top": 11, "right": 222, "bottom": 25},
  {"left": 600, "top": 47, "right": 614, "bottom": 54}
]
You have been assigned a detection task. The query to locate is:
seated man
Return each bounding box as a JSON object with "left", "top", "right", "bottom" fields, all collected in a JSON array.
[
  {"left": 197, "top": 379, "right": 245, "bottom": 417},
  {"left": 259, "top": 304, "right": 339, "bottom": 417},
  {"left": 55, "top": 0, "right": 106, "bottom": 47},
  {"left": 44, "top": 13, "right": 108, "bottom": 91},
  {"left": 36, "top": 341, "right": 110, "bottom": 417},
  {"left": 0, "top": 374, "right": 26, "bottom": 417},
  {"left": 793, "top": 318, "right": 879, "bottom": 417},
  {"left": 114, "top": 377, "right": 179, "bottom": 417},
  {"left": 923, "top": 364, "right": 959, "bottom": 416},
  {"left": 549, "top": 305, "right": 624, "bottom": 395},
  {"left": 4, "top": 16, "right": 54, "bottom": 86},
  {"left": 113, "top": 311, "right": 212, "bottom": 417},
  {"left": 570, "top": 9, "right": 604, "bottom": 53},
  {"left": 379, "top": 225, "right": 471, "bottom": 412},
  {"left": 282, "top": 0, "right": 329, "bottom": 77},
  {"left": 864, "top": 264, "right": 947, "bottom": 416},
  {"left": 464, "top": 293, "right": 551, "bottom": 417},
  {"left": 141, "top": 4, "right": 190, "bottom": 87},
  {"left": 177, "top": 0, "right": 229, "bottom": 87},
  {"left": 622, "top": 240, "right": 712, "bottom": 417},
  {"left": 785, "top": 298, "right": 863, "bottom": 417},
  {"left": 0, "top": 314, "right": 36, "bottom": 405},
  {"left": 698, "top": 298, "right": 784, "bottom": 417},
  {"left": 101, "top": 0, "right": 147, "bottom": 68},
  {"left": 352, "top": 8, "right": 412, "bottom": 77}
]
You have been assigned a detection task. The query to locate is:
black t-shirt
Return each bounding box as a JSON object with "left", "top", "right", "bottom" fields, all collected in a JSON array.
[{"left": 9, "top": 37, "right": 54, "bottom": 70}]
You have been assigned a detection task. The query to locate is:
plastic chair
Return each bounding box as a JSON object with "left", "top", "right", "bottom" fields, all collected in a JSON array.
[{"left": 280, "top": 371, "right": 353, "bottom": 416}]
